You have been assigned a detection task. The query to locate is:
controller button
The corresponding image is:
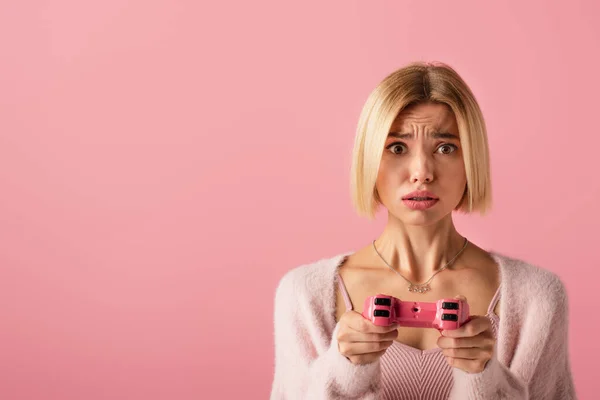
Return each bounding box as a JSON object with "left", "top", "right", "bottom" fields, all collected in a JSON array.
[
  {"left": 442, "top": 302, "right": 459, "bottom": 310},
  {"left": 441, "top": 313, "right": 458, "bottom": 321},
  {"left": 374, "top": 298, "right": 392, "bottom": 306}
]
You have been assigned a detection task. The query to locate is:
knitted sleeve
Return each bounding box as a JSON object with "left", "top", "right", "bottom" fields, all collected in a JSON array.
[
  {"left": 269, "top": 269, "right": 382, "bottom": 400},
  {"left": 450, "top": 273, "right": 577, "bottom": 399}
]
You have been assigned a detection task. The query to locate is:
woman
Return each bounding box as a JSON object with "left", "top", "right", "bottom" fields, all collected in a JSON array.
[{"left": 269, "top": 62, "right": 576, "bottom": 399}]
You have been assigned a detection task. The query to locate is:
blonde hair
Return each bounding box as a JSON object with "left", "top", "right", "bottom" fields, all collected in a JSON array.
[{"left": 350, "top": 61, "right": 492, "bottom": 220}]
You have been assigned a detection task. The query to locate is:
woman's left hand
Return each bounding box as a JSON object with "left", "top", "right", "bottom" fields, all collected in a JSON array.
[{"left": 436, "top": 295, "right": 496, "bottom": 374}]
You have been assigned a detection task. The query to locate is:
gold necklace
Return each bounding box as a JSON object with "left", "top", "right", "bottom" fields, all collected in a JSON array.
[{"left": 372, "top": 237, "right": 468, "bottom": 294}]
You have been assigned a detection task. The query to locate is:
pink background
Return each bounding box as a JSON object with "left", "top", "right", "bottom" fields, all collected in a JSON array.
[{"left": 0, "top": 1, "right": 598, "bottom": 399}]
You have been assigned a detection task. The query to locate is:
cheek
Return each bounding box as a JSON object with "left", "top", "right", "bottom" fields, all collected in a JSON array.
[
  {"left": 438, "top": 154, "right": 465, "bottom": 174},
  {"left": 376, "top": 160, "right": 408, "bottom": 188},
  {"left": 439, "top": 163, "right": 465, "bottom": 179},
  {"left": 437, "top": 164, "right": 467, "bottom": 195}
]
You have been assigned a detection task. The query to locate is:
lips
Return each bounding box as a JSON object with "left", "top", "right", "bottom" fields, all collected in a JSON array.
[
  {"left": 402, "top": 196, "right": 439, "bottom": 210},
  {"left": 402, "top": 190, "right": 438, "bottom": 201}
]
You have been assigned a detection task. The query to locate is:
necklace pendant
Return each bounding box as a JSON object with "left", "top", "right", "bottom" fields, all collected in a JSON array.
[{"left": 408, "top": 284, "right": 431, "bottom": 294}]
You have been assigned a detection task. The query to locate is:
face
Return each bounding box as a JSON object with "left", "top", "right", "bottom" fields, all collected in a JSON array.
[{"left": 375, "top": 102, "right": 467, "bottom": 225}]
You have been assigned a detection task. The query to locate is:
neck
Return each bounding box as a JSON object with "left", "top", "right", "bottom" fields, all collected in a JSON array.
[{"left": 373, "top": 213, "right": 467, "bottom": 283}]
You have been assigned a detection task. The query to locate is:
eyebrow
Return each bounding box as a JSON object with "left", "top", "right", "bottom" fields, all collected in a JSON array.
[{"left": 387, "top": 132, "right": 460, "bottom": 141}]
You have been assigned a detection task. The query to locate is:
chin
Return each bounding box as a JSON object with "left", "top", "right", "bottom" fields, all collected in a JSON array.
[
  {"left": 405, "top": 216, "right": 444, "bottom": 227},
  {"left": 391, "top": 204, "right": 455, "bottom": 225},
  {"left": 390, "top": 211, "right": 442, "bottom": 226}
]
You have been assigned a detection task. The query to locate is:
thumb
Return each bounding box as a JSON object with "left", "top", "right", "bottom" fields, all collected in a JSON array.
[{"left": 454, "top": 294, "right": 467, "bottom": 302}]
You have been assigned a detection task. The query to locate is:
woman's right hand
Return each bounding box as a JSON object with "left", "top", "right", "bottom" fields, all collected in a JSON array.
[{"left": 336, "top": 310, "right": 399, "bottom": 365}]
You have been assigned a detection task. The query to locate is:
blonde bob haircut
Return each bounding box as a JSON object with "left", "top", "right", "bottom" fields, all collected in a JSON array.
[{"left": 350, "top": 61, "right": 492, "bottom": 220}]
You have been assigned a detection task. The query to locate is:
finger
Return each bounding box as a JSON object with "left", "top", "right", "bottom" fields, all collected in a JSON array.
[
  {"left": 440, "top": 315, "right": 491, "bottom": 338},
  {"left": 341, "top": 329, "right": 399, "bottom": 343},
  {"left": 437, "top": 331, "right": 495, "bottom": 350},
  {"left": 444, "top": 356, "right": 490, "bottom": 374},
  {"left": 346, "top": 311, "right": 399, "bottom": 334},
  {"left": 454, "top": 294, "right": 467, "bottom": 302},
  {"left": 349, "top": 349, "right": 387, "bottom": 365},
  {"left": 341, "top": 340, "right": 394, "bottom": 356},
  {"left": 441, "top": 346, "right": 493, "bottom": 360}
]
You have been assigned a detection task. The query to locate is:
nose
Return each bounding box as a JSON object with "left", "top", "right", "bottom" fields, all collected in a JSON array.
[{"left": 409, "top": 151, "right": 434, "bottom": 184}]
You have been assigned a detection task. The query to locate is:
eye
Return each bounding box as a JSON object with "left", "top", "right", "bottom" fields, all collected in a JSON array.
[
  {"left": 387, "top": 142, "right": 407, "bottom": 155},
  {"left": 437, "top": 144, "right": 458, "bottom": 155}
]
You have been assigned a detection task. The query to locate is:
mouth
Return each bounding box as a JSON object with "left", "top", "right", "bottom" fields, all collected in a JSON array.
[
  {"left": 402, "top": 190, "right": 439, "bottom": 201},
  {"left": 405, "top": 197, "right": 436, "bottom": 201},
  {"left": 401, "top": 191, "right": 439, "bottom": 210}
]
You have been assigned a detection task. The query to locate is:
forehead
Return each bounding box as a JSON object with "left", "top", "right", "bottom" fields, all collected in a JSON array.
[{"left": 391, "top": 102, "right": 456, "bottom": 129}]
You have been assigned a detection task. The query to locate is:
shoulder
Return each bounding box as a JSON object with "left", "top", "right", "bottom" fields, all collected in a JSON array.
[
  {"left": 272, "top": 251, "right": 352, "bottom": 332},
  {"left": 490, "top": 251, "right": 569, "bottom": 309},
  {"left": 274, "top": 252, "right": 351, "bottom": 303}
]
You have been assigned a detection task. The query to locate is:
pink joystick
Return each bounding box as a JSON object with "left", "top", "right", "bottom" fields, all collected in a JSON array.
[{"left": 362, "top": 294, "right": 470, "bottom": 330}]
